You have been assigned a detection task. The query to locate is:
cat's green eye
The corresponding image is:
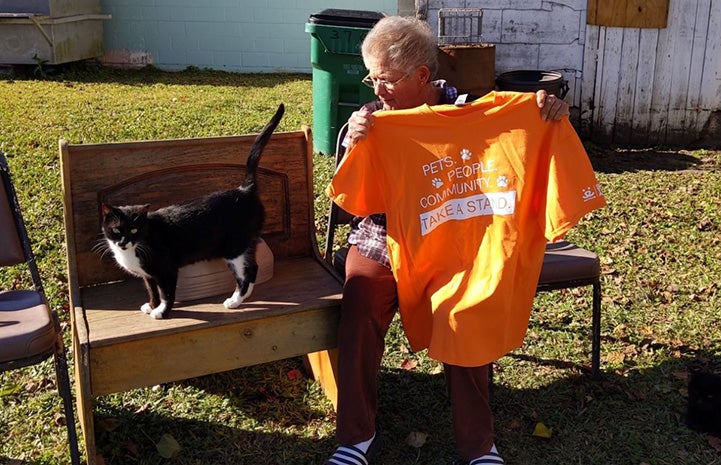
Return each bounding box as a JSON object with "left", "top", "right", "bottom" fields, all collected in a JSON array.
[
  {"left": 130, "top": 228, "right": 138, "bottom": 234},
  {"left": 112, "top": 228, "right": 120, "bottom": 234}
]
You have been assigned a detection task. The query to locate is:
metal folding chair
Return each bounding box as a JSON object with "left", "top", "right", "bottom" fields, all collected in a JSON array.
[{"left": 0, "top": 152, "right": 81, "bottom": 464}]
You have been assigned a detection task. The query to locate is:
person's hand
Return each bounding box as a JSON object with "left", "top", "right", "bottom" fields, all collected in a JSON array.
[
  {"left": 346, "top": 108, "right": 375, "bottom": 149},
  {"left": 536, "top": 90, "right": 569, "bottom": 121}
]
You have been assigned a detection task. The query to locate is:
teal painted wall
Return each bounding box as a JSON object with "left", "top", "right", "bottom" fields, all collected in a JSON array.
[{"left": 101, "top": 0, "right": 397, "bottom": 72}]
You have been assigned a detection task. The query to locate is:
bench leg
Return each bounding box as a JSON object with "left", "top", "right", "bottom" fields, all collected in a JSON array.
[
  {"left": 305, "top": 349, "right": 339, "bottom": 410},
  {"left": 74, "top": 341, "right": 98, "bottom": 465}
]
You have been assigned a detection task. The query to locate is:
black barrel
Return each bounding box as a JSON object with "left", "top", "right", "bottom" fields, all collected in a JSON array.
[{"left": 496, "top": 70, "right": 569, "bottom": 99}]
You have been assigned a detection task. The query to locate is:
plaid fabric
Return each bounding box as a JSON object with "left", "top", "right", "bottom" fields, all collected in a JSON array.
[{"left": 347, "top": 81, "right": 459, "bottom": 269}]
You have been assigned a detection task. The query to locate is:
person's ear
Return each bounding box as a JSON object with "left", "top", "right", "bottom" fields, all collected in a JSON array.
[{"left": 417, "top": 65, "right": 431, "bottom": 84}]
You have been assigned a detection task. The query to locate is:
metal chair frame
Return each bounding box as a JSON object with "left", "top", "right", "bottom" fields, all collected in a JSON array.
[{"left": 0, "top": 152, "right": 81, "bottom": 465}]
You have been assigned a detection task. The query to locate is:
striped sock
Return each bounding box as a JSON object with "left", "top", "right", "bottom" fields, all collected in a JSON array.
[{"left": 468, "top": 444, "right": 505, "bottom": 465}]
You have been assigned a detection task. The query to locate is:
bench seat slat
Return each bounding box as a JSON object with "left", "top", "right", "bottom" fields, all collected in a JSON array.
[{"left": 79, "top": 257, "right": 341, "bottom": 346}]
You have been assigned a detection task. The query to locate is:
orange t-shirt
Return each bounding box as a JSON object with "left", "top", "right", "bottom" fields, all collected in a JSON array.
[{"left": 327, "top": 91, "right": 606, "bottom": 367}]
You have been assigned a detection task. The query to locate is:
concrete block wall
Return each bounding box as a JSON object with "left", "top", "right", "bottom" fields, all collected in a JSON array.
[
  {"left": 420, "top": 0, "right": 587, "bottom": 106},
  {"left": 101, "top": 0, "right": 398, "bottom": 72}
]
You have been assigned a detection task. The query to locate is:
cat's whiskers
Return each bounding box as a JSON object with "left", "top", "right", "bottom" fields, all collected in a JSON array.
[{"left": 91, "top": 237, "right": 111, "bottom": 258}]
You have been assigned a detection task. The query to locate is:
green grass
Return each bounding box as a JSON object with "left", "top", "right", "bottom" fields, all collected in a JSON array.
[{"left": 1, "top": 65, "right": 721, "bottom": 465}]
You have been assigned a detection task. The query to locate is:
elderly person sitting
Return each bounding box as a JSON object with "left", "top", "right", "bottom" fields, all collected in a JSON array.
[{"left": 326, "top": 15, "right": 570, "bottom": 465}]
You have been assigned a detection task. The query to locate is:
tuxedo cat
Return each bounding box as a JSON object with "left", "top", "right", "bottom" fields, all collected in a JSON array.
[{"left": 101, "top": 103, "right": 284, "bottom": 319}]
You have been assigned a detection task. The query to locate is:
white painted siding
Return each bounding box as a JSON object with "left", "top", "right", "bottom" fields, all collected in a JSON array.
[
  {"left": 582, "top": 0, "right": 721, "bottom": 146},
  {"left": 421, "top": 0, "right": 587, "bottom": 108},
  {"left": 423, "top": 0, "right": 720, "bottom": 146}
]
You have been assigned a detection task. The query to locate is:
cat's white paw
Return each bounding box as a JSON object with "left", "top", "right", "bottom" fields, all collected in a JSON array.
[
  {"left": 223, "top": 284, "right": 254, "bottom": 309},
  {"left": 141, "top": 303, "right": 153, "bottom": 314},
  {"left": 223, "top": 295, "right": 243, "bottom": 309},
  {"left": 149, "top": 302, "right": 167, "bottom": 319},
  {"left": 149, "top": 308, "right": 165, "bottom": 319}
]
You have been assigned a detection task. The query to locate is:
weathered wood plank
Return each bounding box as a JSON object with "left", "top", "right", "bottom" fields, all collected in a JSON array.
[
  {"left": 81, "top": 258, "right": 340, "bottom": 346},
  {"left": 648, "top": 18, "right": 674, "bottom": 143},
  {"left": 579, "top": 24, "right": 600, "bottom": 137},
  {"left": 90, "top": 304, "right": 340, "bottom": 396},
  {"left": 596, "top": 28, "right": 624, "bottom": 141},
  {"left": 614, "top": 28, "right": 641, "bottom": 145},
  {"left": 666, "top": 0, "right": 695, "bottom": 143},
  {"left": 682, "top": 0, "right": 709, "bottom": 136},
  {"left": 699, "top": 2, "right": 721, "bottom": 110},
  {"left": 629, "top": 28, "right": 659, "bottom": 146},
  {"left": 587, "top": 0, "right": 669, "bottom": 29},
  {"left": 60, "top": 131, "right": 315, "bottom": 288}
]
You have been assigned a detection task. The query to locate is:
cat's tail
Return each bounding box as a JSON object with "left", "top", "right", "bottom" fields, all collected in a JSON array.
[{"left": 243, "top": 103, "right": 285, "bottom": 189}]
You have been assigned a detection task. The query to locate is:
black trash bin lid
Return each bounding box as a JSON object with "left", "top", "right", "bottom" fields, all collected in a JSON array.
[{"left": 308, "top": 9, "right": 385, "bottom": 28}]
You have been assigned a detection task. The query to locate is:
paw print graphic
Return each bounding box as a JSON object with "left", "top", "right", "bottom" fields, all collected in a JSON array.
[
  {"left": 496, "top": 175, "right": 509, "bottom": 188},
  {"left": 432, "top": 178, "right": 444, "bottom": 188},
  {"left": 460, "top": 148, "right": 472, "bottom": 161},
  {"left": 582, "top": 187, "right": 597, "bottom": 201}
]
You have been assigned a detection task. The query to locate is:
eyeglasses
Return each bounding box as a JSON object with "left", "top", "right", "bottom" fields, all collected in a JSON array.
[{"left": 361, "top": 72, "right": 409, "bottom": 90}]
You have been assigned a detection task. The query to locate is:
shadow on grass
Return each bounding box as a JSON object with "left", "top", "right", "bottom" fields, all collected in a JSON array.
[
  {"left": 90, "top": 349, "right": 720, "bottom": 465},
  {"left": 491, "top": 350, "right": 721, "bottom": 465},
  {"left": 4, "top": 62, "right": 312, "bottom": 88},
  {"left": 586, "top": 145, "right": 711, "bottom": 174}
]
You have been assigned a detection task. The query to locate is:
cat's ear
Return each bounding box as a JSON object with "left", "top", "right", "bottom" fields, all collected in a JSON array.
[
  {"left": 101, "top": 203, "right": 113, "bottom": 217},
  {"left": 138, "top": 204, "right": 151, "bottom": 216}
]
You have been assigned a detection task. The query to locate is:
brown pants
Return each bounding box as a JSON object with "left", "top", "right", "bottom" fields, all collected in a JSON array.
[{"left": 335, "top": 245, "right": 494, "bottom": 460}]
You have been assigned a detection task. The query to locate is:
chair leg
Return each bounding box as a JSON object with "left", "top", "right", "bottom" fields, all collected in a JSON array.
[
  {"left": 591, "top": 280, "right": 602, "bottom": 379},
  {"left": 54, "top": 340, "right": 82, "bottom": 465}
]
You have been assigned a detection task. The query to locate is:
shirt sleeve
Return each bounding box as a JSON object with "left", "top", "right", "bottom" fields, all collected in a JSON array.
[
  {"left": 325, "top": 137, "right": 387, "bottom": 217},
  {"left": 544, "top": 119, "right": 607, "bottom": 241}
]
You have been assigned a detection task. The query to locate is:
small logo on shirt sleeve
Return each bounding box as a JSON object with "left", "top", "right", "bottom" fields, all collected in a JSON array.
[{"left": 582, "top": 183, "right": 604, "bottom": 202}]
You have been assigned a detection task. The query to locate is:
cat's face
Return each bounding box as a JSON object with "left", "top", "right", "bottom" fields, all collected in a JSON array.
[{"left": 101, "top": 204, "right": 149, "bottom": 249}]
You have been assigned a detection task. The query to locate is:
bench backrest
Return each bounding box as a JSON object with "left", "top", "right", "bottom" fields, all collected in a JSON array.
[{"left": 60, "top": 128, "right": 315, "bottom": 288}]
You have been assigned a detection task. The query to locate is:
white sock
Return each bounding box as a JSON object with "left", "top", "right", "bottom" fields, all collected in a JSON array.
[{"left": 353, "top": 432, "right": 376, "bottom": 454}]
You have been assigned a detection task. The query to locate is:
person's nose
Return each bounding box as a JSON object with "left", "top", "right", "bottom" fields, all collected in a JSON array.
[{"left": 375, "top": 84, "right": 390, "bottom": 98}]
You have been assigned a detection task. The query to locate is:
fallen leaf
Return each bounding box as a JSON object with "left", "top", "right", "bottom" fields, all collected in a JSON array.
[
  {"left": 287, "top": 368, "right": 303, "bottom": 381},
  {"left": 400, "top": 358, "right": 418, "bottom": 371},
  {"left": 54, "top": 412, "right": 67, "bottom": 426},
  {"left": 156, "top": 433, "right": 181, "bottom": 458},
  {"left": 405, "top": 431, "right": 428, "bottom": 448},
  {"left": 532, "top": 422, "right": 553, "bottom": 439},
  {"left": 123, "top": 440, "right": 139, "bottom": 457},
  {"left": 96, "top": 417, "right": 122, "bottom": 432},
  {"left": 134, "top": 403, "right": 151, "bottom": 414},
  {"left": 708, "top": 435, "right": 721, "bottom": 453},
  {"left": 507, "top": 418, "right": 523, "bottom": 431},
  {"left": 0, "top": 384, "right": 21, "bottom": 397},
  {"left": 604, "top": 351, "right": 626, "bottom": 364},
  {"left": 671, "top": 371, "right": 688, "bottom": 381},
  {"left": 430, "top": 363, "right": 444, "bottom": 375}
]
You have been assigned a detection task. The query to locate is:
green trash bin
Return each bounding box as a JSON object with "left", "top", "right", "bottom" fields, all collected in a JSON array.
[{"left": 305, "top": 9, "right": 384, "bottom": 155}]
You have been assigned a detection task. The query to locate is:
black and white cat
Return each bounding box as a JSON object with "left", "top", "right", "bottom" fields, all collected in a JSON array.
[{"left": 100, "top": 103, "right": 284, "bottom": 319}]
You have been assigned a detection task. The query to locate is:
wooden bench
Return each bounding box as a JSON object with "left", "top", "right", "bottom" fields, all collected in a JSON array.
[{"left": 60, "top": 128, "right": 341, "bottom": 464}]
